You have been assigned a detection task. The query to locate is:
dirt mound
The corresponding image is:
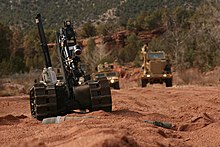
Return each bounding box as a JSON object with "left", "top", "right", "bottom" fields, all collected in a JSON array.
[
  {"left": 177, "top": 112, "right": 215, "bottom": 131},
  {"left": 112, "top": 109, "right": 144, "bottom": 117},
  {"left": 0, "top": 114, "right": 20, "bottom": 125},
  {"left": 0, "top": 114, "right": 27, "bottom": 125},
  {"left": 93, "top": 134, "right": 139, "bottom": 147},
  {"left": 11, "top": 138, "right": 46, "bottom": 147},
  {"left": 58, "top": 128, "right": 139, "bottom": 147},
  {"left": 86, "top": 110, "right": 112, "bottom": 117},
  {"left": 143, "top": 113, "right": 172, "bottom": 123},
  {"left": 0, "top": 82, "right": 26, "bottom": 96}
]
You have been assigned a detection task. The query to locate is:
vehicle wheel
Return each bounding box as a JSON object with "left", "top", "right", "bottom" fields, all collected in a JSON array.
[
  {"left": 165, "top": 78, "right": 172, "bottom": 87},
  {"left": 141, "top": 79, "right": 147, "bottom": 87},
  {"left": 88, "top": 77, "right": 112, "bottom": 112},
  {"left": 101, "top": 106, "right": 112, "bottom": 112},
  {"left": 113, "top": 82, "right": 120, "bottom": 90}
]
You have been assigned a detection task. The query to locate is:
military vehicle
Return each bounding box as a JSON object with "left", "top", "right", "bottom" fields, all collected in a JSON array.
[
  {"left": 139, "top": 44, "right": 173, "bottom": 87},
  {"left": 92, "top": 62, "right": 120, "bottom": 89},
  {"left": 53, "top": 68, "right": 64, "bottom": 81},
  {"left": 30, "top": 14, "right": 112, "bottom": 120}
]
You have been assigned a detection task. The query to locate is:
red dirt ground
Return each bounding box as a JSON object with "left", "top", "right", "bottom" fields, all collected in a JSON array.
[{"left": 0, "top": 82, "right": 220, "bottom": 147}]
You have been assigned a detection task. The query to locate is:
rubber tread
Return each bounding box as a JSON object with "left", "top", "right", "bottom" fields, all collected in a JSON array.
[
  {"left": 89, "top": 78, "right": 112, "bottom": 112},
  {"left": 30, "top": 84, "right": 58, "bottom": 120}
]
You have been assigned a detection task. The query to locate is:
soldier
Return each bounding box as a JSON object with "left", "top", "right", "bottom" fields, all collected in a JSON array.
[
  {"left": 104, "top": 62, "right": 109, "bottom": 70},
  {"left": 141, "top": 43, "right": 148, "bottom": 53},
  {"left": 164, "top": 59, "right": 172, "bottom": 74},
  {"left": 141, "top": 43, "right": 150, "bottom": 74},
  {"left": 97, "top": 64, "right": 104, "bottom": 72}
]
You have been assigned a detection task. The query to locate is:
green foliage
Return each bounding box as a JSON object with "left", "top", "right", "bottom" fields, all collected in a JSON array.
[
  {"left": 126, "top": 18, "right": 135, "bottom": 31},
  {"left": 87, "top": 38, "right": 96, "bottom": 55},
  {"left": 0, "top": 59, "right": 11, "bottom": 75},
  {"left": 0, "top": 24, "right": 30, "bottom": 76},
  {"left": 126, "top": 10, "right": 163, "bottom": 31},
  {"left": 81, "top": 38, "right": 97, "bottom": 72},
  {"left": 144, "top": 11, "right": 163, "bottom": 30},
  {"left": 148, "top": 0, "right": 220, "bottom": 72},
  {"left": 23, "top": 29, "right": 42, "bottom": 70},
  {"left": 0, "top": 0, "right": 122, "bottom": 31},
  {"left": 1, "top": 0, "right": 220, "bottom": 76},
  {"left": 135, "top": 11, "right": 147, "bottom": 31},
  {"left": 79, "top": 23, "right": 97, "bottom": 38},
  {"left": 0, "top": 23, "right": 12, "bottom": 62},
  {"left": 8, "top": 54, "right": 26, "bottom": 73},
  {"left": 183, "top": 1, "right": 220, "bottom": 71},
  {"left": 0, "top": 0, "right": 203, "bottom": 32},
  {"left": 96, "top": 23, "right": 109, "bottom": 36},
  {"left": 23, "top": 29, "right": 56, "bottom": 70},
  {"left": 81, "top": 38, "right": 113, "bottom": 72},
  {"left": 173, "top": 6, "right": 193, "bottom": 29},
  {"left": 117, "top": 0, "right": 203, "bottom": 26},
  {"left": 119, "top": 33, "right": 142, "bottom": 63}
]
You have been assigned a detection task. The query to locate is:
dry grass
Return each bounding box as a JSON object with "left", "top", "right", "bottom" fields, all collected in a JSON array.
[
  {"left": 175, "top": 67, "right": 220, "bottom": 86},
  {"left": 0, "top": 67, "right": 219, "bottom": 96},
  {"left": 0, "top": 70, "right": 41, "bottom": 96}
]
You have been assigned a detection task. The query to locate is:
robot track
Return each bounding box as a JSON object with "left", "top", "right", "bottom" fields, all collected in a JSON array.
[{"left": 30, "top": 83, "right": 57, "bottom": 120}]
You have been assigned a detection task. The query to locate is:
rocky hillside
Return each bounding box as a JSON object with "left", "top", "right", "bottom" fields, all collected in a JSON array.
[
  {"left": 0, "top": 0, "right": 203, "bottom": 30},
  {"left": 79, "top": 27, "right": 166, "bottom": 50},
  {"left": 0, "top": 0, "right": 122, "bottom": 30}
]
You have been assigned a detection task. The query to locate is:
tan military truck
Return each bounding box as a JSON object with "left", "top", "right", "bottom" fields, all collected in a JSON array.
[
  {"left": 54, "top": 63, "right": 91, "bottom": 85},
  {"left": 92, "top": 62, "right": 120, "bottom": 89},
  {"left": 140, "top": 45, "right": 173, "bottom": 87}
]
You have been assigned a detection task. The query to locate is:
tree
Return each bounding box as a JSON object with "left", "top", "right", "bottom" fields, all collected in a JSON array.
[
  {"left": 23, "top": 29, "right": 56, "bottom": 70},
  {"left": 23, "top": 29, "right": 43, "bottom": 70},
  {"left": 80, "top": 23, "right": 96, "bottom": 38},
  {"left": 144, "top": 10, "right": 163, "bottom": 30},
  {"left": 135, "top": 11, "right": 146, "bottom": 31},
  {"left": 9, "top": 52, "right": 26, "bottom": 73},
  {"left": 96, "top": 23, "right": 109, "bottom": 36},
  {"left": 81, "top": 38, "right": 112, "bottom": 72},
  {"left": 0, "top": 23, "right": 13, "bottom": 75},
  {"left": 126, "top": 18, "right": 135, "bottom": 30},
  {"left": 0, "top": 23, "right": 12, "bottom": 63},
  {"left": 187, "top": 0, "right": 220, "bottom": 71},
  {"left": 149, "top": 1, "right": 220, "bottom": 72},
  {"left": 119, "top": 33, "right": 142, "bottom": 63},
  {"left": 9, "top": 26, "right": 27, "bottom": 73}
]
